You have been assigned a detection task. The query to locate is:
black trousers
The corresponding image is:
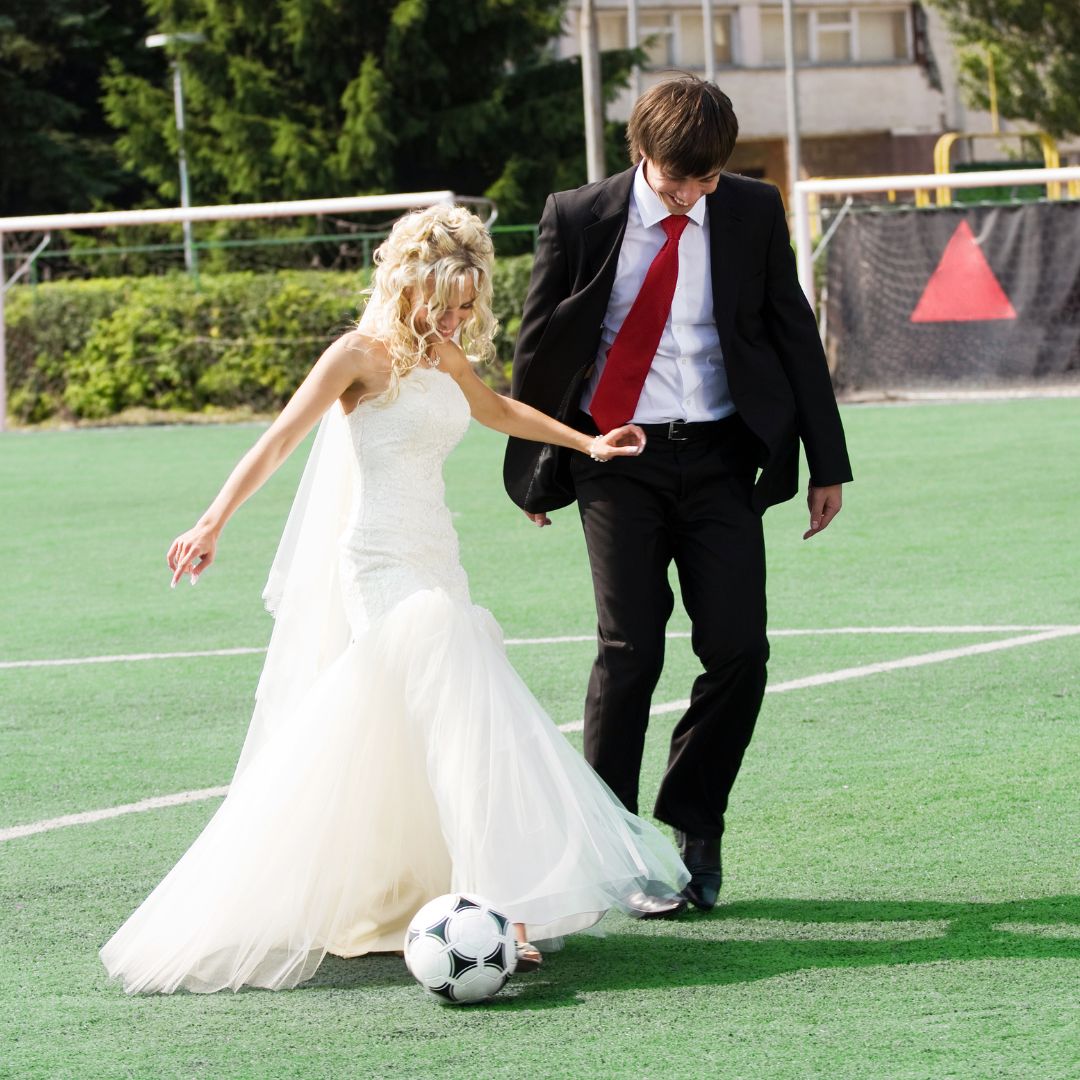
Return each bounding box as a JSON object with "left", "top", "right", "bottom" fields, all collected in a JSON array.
[{"left": 571, "top": 413, "right": 769, "bottom": 839}]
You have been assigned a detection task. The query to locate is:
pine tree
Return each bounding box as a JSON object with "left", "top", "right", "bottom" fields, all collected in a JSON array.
[
  {"left": 101, "top": 0, "right": 636, "bottom": 222},
  {"left": 0, "top": 0, "right": 154, "bottom": 216}
]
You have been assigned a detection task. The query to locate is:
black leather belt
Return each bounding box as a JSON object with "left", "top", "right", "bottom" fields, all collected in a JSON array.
[{"left": 635, "top": 417, "right": 737, "bottom": 443}]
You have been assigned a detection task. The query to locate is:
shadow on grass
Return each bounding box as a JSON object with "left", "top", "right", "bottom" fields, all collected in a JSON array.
[
  {"left": 304, "top": 951, "right": 414, "bottom": 991},
  {"left": 493, "top": 894, "right": 1080, "bottom": 1009},
  {"left": 300, "top": 895, "right": 1079, "bottom": 1005}
]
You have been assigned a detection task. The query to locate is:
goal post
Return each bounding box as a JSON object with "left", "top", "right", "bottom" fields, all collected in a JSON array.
[
  {"left": 799, "top": 165, "right": 1080, "bottom": 395},
  {"left": 793, "top": 166, "right": 1080, "bottom": 311},
  {"left": 0, "top": 190, "right": 495, "bottom": 432}
]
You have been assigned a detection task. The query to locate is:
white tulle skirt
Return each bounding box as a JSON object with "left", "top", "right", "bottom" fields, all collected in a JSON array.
[{"left": 100, "top": 589, "right": 689, "bottom": 994}]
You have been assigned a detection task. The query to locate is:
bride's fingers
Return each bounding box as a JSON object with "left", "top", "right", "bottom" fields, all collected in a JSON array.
[
  {"left": 189, "top": 552, "right": 214, "bottom": 582},
  {"left": 601, "top": 431, "right": 645, "bottom": 455},
  {"left": 171, "top": 546, "right": 197, "bottom": 588},
  {"left": 608, "top": 424, "right": 647, "bottom": 450},
  {"left": 171, "top": 558, "right": 187, "bottom": 588}
]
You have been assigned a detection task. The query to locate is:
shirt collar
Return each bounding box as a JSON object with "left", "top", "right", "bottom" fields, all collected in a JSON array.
[{"left": 633, "top": 161, "right": 707, "bottom": 229}]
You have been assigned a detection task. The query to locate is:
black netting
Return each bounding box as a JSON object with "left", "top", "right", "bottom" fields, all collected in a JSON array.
[{"left": 824, "top": 201, "right": 1080, "bottom": 391}]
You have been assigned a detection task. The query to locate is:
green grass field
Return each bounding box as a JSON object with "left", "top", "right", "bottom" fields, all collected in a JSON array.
[{"left": 2, "top": 398, "right": 1078, "bottom": 1079}]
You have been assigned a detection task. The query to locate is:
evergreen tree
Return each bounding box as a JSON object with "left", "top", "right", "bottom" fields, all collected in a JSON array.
[
  {"left": 102, "top": 0, "right": 635, "bottom": 223},
  {"left": 0, "top": 0, "right": 154, "bottom": 216}
]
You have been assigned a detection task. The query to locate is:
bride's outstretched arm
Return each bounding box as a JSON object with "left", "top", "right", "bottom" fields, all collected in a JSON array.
[
  {"left": 167, "top": 334, "right": 368, "bottom": 587},
  {"left": 433, "top": 341, "right": 645, "bottom": 461}
]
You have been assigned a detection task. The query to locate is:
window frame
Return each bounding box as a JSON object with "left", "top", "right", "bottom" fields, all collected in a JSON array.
[
  {"left": 759, "top": 5, "right": 912, "bottom": 67},
  {"left": 595, "top": 10, "right": 629, "bottom": 52},
  {"left": 853, "top": 7, "right": 913, "bottom": 64},
  {"left": 637, "top": 6, "right": 738, "bottom": 70}
]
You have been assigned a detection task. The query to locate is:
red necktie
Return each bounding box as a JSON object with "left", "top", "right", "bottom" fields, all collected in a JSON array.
[{"left": 589, "top": 214, "right": 691, "bottom": 434}]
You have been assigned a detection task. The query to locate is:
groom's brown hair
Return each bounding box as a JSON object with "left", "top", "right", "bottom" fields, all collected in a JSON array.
[{"left": 626, "top": 74, "right": 738, "bottom": 178}]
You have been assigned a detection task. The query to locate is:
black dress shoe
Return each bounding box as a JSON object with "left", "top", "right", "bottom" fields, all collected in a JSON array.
[
  {"left": 676, "top": 832, "right": 722, "bottom": 911},
  {"left": 623, "top": 890, "right": 688, "bottom": 919}
]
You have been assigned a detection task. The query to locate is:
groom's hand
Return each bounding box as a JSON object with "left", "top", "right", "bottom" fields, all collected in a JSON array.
[
  {"left": 523, "top": 510, "right": 552, "bottom": 528},
  {"left": 803, "top": 483, "right": 843, "bottom": 540}
]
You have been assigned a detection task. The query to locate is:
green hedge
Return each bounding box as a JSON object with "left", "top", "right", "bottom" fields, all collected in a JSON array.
[{"left": 5, "top": 256, "right": 534, "bottom": 424}]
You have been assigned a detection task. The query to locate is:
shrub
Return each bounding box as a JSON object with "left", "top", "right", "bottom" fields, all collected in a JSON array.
[{"left": 5, "top": 257, "right": 534, "bottom": 424}]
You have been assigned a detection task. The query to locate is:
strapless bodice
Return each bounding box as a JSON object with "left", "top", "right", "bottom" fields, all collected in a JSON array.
[{"left": 338, "top": 365, "right": 473, "bottom": 631}]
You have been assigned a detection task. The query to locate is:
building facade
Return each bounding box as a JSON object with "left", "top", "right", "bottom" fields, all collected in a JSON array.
[{"left": 557, "top": 1, "right": 1018, "bottom": 186}]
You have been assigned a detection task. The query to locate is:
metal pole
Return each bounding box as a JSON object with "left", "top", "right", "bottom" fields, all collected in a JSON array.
[
  {"left": 0, "top": 231, "right": 6, "bottom": 432},
  {"left": 702, "top": 0, "right": 716, "bottom": 83},
  {"left": 782, "top": 0, "right": 802, "bottom": 203},
  {"left": 3, "top": 191, "right": 461, "bottom": 233},
  {"left": 628, "top": 0, "right": 641, "bottom": 100},
  {"left": 172, "top": 60, "right": 198, "bottom": 276},
  {"left": 986, "top": 47, "right": 999, "bottom": 134},
  {"left": 581, "top": 0, "right": 606, "bottom": 182}
]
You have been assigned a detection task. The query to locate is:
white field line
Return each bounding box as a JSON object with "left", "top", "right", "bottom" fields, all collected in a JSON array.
[
  {"left": 1, "top": 625, "right": 1074, "bottom": 670},
  {"left": 0, "top": 647, "right": 267, "bottom": 670},
  {"left": 3, "top": 624, "right": 1078, "bottom": 843},
  {"left": 0, "top": 786, "right": 229, "bottom": 842},
  {"left": 555, "top": 625, "right": 1080, "bottom": 733},
  {"left": 506, "top": 624, "right": 1074, "bottom": 645}
]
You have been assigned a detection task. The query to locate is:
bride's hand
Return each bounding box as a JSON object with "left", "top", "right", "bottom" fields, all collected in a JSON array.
[
  {"left": 588, "top": 424, "right": 647, "bottom": 462},
  {"left": 167, "top": 525, "right": 219, "bottom": 588}
]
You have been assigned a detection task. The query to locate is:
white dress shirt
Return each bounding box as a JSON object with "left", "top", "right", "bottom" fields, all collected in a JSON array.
[{"left": 581, "top": 163, "right": 734, "bottom": 424}]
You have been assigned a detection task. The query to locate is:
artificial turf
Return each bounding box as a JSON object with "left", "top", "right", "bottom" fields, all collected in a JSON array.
[{"left": 1, "top": 398, "right": 1078, "bottom": 1078}]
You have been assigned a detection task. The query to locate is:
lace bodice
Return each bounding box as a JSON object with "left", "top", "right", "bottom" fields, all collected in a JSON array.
[{"left": 338, "top": 365, "right": 473, "bottom": 630}]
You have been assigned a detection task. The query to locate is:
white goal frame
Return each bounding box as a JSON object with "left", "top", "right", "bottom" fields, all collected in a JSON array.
[
  {"left": 793, "top": 165, "right": 1080, "bottom": 312},
  {"left": 0, "top": 190, "right": 496, "bottom": 432}
]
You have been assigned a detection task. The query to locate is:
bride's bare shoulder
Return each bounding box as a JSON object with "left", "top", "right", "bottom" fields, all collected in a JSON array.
[
  {"left": 337, "top": 329, "right": 388, "bottom": 366},
  {"left": 334, "top": 331, "right": 393, "bottom": 411}
]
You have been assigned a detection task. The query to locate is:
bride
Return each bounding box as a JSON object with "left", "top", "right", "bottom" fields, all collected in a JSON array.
[{"left": 100, "top": 205, "right": 689, "bottom": 994}]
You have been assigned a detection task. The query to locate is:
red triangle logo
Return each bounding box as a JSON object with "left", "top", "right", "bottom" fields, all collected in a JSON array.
[{"left": 911, "top": 221, "right": 1017, "bottom": 323}]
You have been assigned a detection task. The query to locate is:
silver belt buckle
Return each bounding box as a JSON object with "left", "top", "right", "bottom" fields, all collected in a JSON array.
[{"left": 667, "top": 420, "right": 690, "bottom": 442}]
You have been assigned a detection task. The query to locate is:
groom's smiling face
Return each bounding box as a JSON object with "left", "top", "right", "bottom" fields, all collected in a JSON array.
[{"left": 643, "top": 158, "right": 722, "bottom": 215}]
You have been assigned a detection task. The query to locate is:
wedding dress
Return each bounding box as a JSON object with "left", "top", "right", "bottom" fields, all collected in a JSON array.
[{"left": 100, "top": 363, "right": 688, "bottom": 994}]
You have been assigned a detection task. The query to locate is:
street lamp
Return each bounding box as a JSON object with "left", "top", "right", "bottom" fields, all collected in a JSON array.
[{"left": 145, "top": 32, "right": 205, "bottom": 275}]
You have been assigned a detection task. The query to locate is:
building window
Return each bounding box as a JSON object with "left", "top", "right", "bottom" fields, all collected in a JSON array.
[
  {"left": 596, "top": 11, "right": 628, "bottom": 51},
  {"left": 761, "top": 7, "right": 910, "bottom": 65},
  {"left": 816, "top": 10, "right": 853, "bottom": 62},
  {"left": 677, "top": 10, "right": 734, "bottom": 67},
  {"left": 761, "top": 10, "right": 810, "bottom": 63},
  {"left": 858, "top": 10, "right": 909, "bottom": 61},
  {"left": 640, "top": 10, "right": 675, "bottom": 67},
  {"left": 639, "top": 8, "right": 735, "bottom": 69}
]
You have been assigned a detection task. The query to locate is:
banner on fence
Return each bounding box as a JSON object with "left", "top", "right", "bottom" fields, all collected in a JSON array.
[{"left": 825, "top": 202, "right": 1080, "bottom": 391}]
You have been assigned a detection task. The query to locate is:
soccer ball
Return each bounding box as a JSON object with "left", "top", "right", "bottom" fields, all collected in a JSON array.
[{"left": 404, "top": 893, "right": 517, "bottom": 1005}]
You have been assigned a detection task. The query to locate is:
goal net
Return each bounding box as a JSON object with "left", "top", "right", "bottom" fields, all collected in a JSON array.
[{"left": 793, "top": 167, "right": 1080, "bottom": 397}]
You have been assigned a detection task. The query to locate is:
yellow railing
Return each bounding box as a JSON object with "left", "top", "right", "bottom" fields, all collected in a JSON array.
[{"left": 928, "top": 131, "right": 1080, "bottom": 205}]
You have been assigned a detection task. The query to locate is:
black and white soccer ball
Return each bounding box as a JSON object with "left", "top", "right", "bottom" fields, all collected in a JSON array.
[{"left": 404, "top": 893, "right": 517, "bottom": 1005}]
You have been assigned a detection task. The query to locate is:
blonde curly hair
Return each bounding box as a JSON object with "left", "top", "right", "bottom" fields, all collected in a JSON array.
[{"left": 360, "top": 204, "right": 497, "bottom": 399}]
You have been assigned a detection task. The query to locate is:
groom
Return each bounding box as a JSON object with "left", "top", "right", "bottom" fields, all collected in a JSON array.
[{"left": 504, "top": 76, "right": 851, "bottom": 916}]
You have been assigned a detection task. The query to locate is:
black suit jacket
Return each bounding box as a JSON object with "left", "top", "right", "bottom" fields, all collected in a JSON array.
[{"left": 503, "top": 167, "right": 853, "bottom": 514}]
